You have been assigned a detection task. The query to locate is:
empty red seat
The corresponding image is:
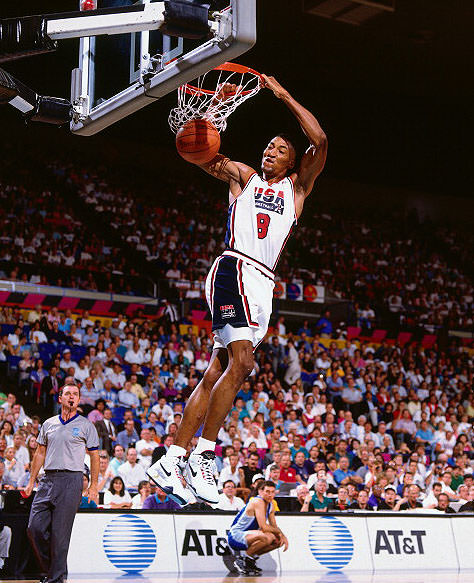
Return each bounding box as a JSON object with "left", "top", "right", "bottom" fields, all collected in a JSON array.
[
  {"left": 397, "top": 332, "right": 412, "bottom": 346},
  {"left": 347, "top": 326, "right": 361, "bottom": 340},
  {"left": 421, "top": 334, "right": 437, "bottom": 348},
  {"left": 371, "top": 329, "right": 387, "bottom": 342}
]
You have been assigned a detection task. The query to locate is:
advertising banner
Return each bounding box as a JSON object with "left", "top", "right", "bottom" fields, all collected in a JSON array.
[
  {"left": 277, "top": 514, "right": 372, "bottom": 573},
  {"left": 450, "top": 516, "right": 474, "bottom": 569},
  {"left": 173, "top": 513, "right": 280, "bottom": 574},
  {"left": 68, "top": 512, "right": 470, "bottom": 575},
  {"left": 304, "top": 284, "right": 325, "bottom": 303},
  {"left": 367, "top": 515, "right": 458, "bottom": 571},
  {"left": 273, "top": 281, "right": 286, "bottom": 299},
  {"left": 69, "top": 513, "right": 178, "bottom": 575},
  {"left": 286, "top": 283, "right": 303, "bottom": 301}
]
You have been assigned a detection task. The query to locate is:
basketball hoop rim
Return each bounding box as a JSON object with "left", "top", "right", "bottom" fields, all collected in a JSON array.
[{"left": 182, "top": 62, "right": 263, "bottom": 96}]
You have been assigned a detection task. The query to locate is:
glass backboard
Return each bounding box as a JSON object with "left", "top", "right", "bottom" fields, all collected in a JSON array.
[{"left": 70, "top": 0, "right": 256, "bottom": 136}]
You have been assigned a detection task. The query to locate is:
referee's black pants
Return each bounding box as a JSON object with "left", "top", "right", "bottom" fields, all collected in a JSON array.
[{"left": 28, "top": 471, "right": 83, "bottom": 583}]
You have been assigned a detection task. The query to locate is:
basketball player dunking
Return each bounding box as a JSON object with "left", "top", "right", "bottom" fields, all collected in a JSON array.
[{"left": 147, "top": 75, "right": 327, "bottom": 505}]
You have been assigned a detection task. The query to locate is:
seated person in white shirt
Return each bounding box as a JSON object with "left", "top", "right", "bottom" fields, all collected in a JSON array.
[
  {"left": 218, "top": 424, "right": 240, "bottom": 448},
  {"left": 74, "top": 358, "right": 90, "bottom": 384},
  {"left": 3, "top": 447, "right": 25, "bottom": 488},
  {"left": 97, "top": 451, "right": 115, "bottom": 492},
  {"left": 118, "top": 447, "right": 147, "bottom": 491},
  {"left": 131, "top": 480, "right": 152, "bottom": 509},
  {"left": 422, "top": 482, "right": 443, "bottom": 508},
  {"left": 151, "top": 396, "right": 174, "bottom": 424},
  {"left": 124, "top": 340, "right": 145, "bottom": 365},
  {"left": 243, "top": 424, "right": 268, "bottom": 450},
  {"left": 103, "top": 476, "right": 133, "bottom": 508},
  {"left": 12, "top": 431, "right": 30, "bottom": 470},
  {"left": 212, "top": 480, "right": 245, "bottom": 512},
  {"left": 440, "top": 471, "right": 459, "bottom": 500},
  {"left": 218, "top": 453, "right": 242, "bottom": 490},
  {"left": 59, "top": 349, "right": 78, "bottom": 374},
  {"left": 106, "top": 363, "right": 126, "bottom": 390},
  {"left": 30, "top": 322, "right": 48, "bottom": 345},
  {"left": 135, "top": 428, "right": 159, "bottom": 470}
]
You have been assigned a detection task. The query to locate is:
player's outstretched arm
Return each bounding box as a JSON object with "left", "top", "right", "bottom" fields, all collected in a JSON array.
[
  {"left": 262, "top": 74, "right": 327, "bottom": 199},
  {"left": 199, "top": 154, "right": 254, "bottom": 186}
]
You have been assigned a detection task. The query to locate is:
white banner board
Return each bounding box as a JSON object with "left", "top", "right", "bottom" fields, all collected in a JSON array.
[
  {"left": 278, "top": 514, "right": 372, "bottom": 573},
  {"left": 367, "top": 515, "right": 458, "bottom": 571},
  {"left": 68, "top": 512, "right": 472, "bottom": 575},
  {"left": 69, "top": 512, "right": 177, "bottom": 575},
  {"left": 450, "top": 516, "right": 474, "bottom": 570},
  {"left": 174, "top": 512, "right": 280, "bottom": 573}
]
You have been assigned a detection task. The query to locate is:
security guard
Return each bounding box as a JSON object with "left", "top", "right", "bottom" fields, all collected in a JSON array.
[{"left": 24, "top": 383, "right": 99, "bottom": 583}]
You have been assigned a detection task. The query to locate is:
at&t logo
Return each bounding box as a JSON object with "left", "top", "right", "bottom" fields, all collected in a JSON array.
[
  {"left": 308, "top": 516, "right": 354, "bottom": 570},
  {"left": 103, "top": 514, "right": 157, "bottom": 573}
]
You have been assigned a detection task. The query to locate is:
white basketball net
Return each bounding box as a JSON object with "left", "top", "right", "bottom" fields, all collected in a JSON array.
[{"left": 168, "top": 64, "right": 262, "bottom": 134}]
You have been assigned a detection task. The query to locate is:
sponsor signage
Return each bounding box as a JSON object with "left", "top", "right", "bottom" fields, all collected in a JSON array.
[
  {"left": 450, "top": 516, "right": 474, "bottom": 570},
  {"left": 367, "top": 517, "right": 458, "bottom": 571},
  {"left": 68, "top": 513, "right": 177, "bottom": 574},
  {"left": 68, "top": 512, "right": 469, "bottom": 575},
  {"left": 273, "top": 280, "right": 286, "bottom": 299},
  {"left": 277, "top": 514, "right": 372, "bottom": 572},
  {"left": 174, "top": 514, "right": 280, "bottom": 573}
]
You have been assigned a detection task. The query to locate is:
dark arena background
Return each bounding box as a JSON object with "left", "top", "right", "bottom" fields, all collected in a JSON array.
[{"left": 0, "top": 1, "right": 472, "bottom": 582}]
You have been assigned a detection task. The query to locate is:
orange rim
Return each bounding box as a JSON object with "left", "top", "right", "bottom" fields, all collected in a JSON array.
[{"left": 183, "top": 62, "right": 263, "bottom": 96}]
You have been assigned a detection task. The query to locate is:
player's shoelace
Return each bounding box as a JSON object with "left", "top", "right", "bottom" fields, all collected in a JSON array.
[
  {"left": 173, "top": 457, "right": 184, "bottom": 478},
  {"left": 198, "top": 451, "right": 216, "bottom": 484}
]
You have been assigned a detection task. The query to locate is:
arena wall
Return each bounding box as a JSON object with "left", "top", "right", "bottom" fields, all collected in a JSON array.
[{"left": 68, "top": 511, "right": 474, "bottom": 575}]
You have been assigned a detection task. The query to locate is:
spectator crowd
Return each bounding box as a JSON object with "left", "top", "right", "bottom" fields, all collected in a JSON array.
[
  {"left": 0, "top": 302, "right": 472, "bottom": 514},
  {"left": 0, "top": 155, "right": 472, "bottom": 334}
]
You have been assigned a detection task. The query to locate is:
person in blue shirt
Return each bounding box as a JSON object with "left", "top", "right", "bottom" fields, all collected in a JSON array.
[
  {"left": 316, "top": 310, "right": 333, "bottom": 337},
  {"left": 143, "top": 412, "right": 166, "bottom": 437},
  {"left": 236, "top": 380, "right": 253, "bottom": 403},
  {"left": 116, "top": 418, "right": 139, "bottom": 450},
  {"left": 415, "top": 420, "right": 434, "bottom": 451},
  {"left": 297, "top": 333, "right": 312, "bottom": 353},
  {"left": 333, "top": 456, "right": 358, "bottom": 486},
  {"left": 142, "top": 486, "right": 181, "bottom": 510},
  {"left": 283, "top": 410, "right": 304, "bottom": 435},
  {"left": 79, "top": 472, "right": 98, "bottom": 509},
  {"left": 290, "top": 435, "right": 309, "bottom": 460},
  {"left": 297, "top": 320, "right": 312, "bottom": 337}
]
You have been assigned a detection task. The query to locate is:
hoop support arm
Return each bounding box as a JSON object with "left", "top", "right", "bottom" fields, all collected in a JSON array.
[
  {"left": 46, "top": 3, "right": 168, "bottom": 40},
  {"left": 0, "top": 2, "right": 211, "bottom": 63}
]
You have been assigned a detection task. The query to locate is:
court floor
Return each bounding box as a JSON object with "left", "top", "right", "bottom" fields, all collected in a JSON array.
[{"left": 1, "top": 571, "right": 473, "bottom": 583}]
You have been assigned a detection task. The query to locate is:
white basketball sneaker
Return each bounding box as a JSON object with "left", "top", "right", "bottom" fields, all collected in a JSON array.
[
  {"left": 185, "top": 450, "right": 219, "bottom": 504},
  {"left": 147, "top": 456, "right": 192, "bottom": 506}
]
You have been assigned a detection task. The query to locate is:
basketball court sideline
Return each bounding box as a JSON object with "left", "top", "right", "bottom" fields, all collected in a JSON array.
[{"left": 1, "top": 570, "right": 472, "bottom": 583}]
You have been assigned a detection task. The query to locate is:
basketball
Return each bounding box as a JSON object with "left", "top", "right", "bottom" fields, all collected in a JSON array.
[{"left": 176, "top": 119, "right": 221, "bottom": 164}]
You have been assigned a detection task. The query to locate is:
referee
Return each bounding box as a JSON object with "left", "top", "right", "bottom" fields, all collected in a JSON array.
[{"left": 24, "top": 383, "right": 99, "bottom": 583}]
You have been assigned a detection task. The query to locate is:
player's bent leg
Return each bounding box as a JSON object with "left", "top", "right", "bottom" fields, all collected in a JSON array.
[
  {"left": 246, "top": 531, "right": 278, "bottom": 556},
  {"left": 186, "top": 339, "right": 253, "bottom": 504},
  {"left": 228, "top": 530, "right": 264, "bottom": 575},
  {"left": 147, "top": 349, "right": 228, "bottom": 506}
]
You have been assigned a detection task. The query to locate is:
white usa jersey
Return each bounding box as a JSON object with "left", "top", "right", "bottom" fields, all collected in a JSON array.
[{"left": 224, "top": 173, "right": 297, "bottom": 272}]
